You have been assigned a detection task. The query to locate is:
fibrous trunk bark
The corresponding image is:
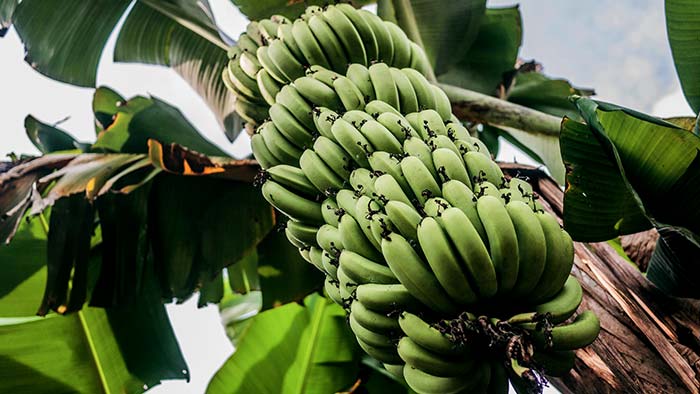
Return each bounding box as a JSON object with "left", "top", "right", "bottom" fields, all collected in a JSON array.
[{"left": 501, "top": 163, "right": 700, "bottom": 394}]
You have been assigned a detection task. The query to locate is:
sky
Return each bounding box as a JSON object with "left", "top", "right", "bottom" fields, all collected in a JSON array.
[{"left": 0, "top": 0, "right": 695, "bottom": 393}]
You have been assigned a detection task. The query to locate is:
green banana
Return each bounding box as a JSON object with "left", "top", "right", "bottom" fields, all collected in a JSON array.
[
  {"left": 377, "top": 111, "right": 420, "bottom": 140},
  {"left": 261, "top": 180, "right": 324, "bottom": 224},
  {"left": 372, "top": 170, "right": 413, "bottom": 208},
  {"left": 276, "top": 23, "right": 305, "bottom": 63},
  {"left": 342, "top": 109, "right": 374, "bottom": 127},
  {"left": 464, "top": 151, "right": 505, "bottom": 187},
  {"left": 349, "top": 168, "right": 377, "bottom": 197},
  {"left": 336, "top": 189, "right": 359, "bottom": 218},
  {"left": 360, "top": 9, "right": 394, "bottom": 63},
  {"left": 408, "top": 41, "right": 432, "bottom": 77},
  {"left": 403, "top": 364, "right": 486, "bottom": 394},
  {"left": 441, "top": 180, "right": 488, "bottom": 242},
  {"left": 322, "top": 5, "right": 367, "bottom": 65},
  {"left": 276, "top": 85, "right": 315, "bottom": 131},
  {"left": 349, "top": 313, "right": 394, "bottom": 348},
  {"left": 419, "top": 109, "right": 449, "bottom": 137},
  {"left": 390, "top": 66, "right": 420, "bottom": 114},
  {"left": 422, "top": 197, "right": 451, "bottom": 218},
  {"left": 356, "top": 336, "right": 402, "bottom": 364},
  {"left": 258, "top": 121, "right": 301, "bottom": 166},
  {"left": 432, "top": 148, "right": 471, "bottom": 186},
  {"left": 509, "top": 275, "right": 582, "bottom": 326},
  {"left": 532, "top": 310, "right": 600, "bottom": 350},
  {"left": 381, "top": 232, "right": 459, "bottom": 315},
  {"left": 312, "top": 107, "right": 340, "bottom": 140},
  {"left": 369, "top": 62, "right": 400, "bottom": 110},
  {"left": 267, "top": 38, "right": 305, "bottom": 82},
  {"left": 337, "top": 264, "right": 357, "bottom": 302},
  {"left": 431, "top": 85, "right": 452, "bottom": 122},
  {"left": 398, "top": 312, "right": 466, "bottom": 355},
  {"left": 238, "top": 50, "right": 262, "bottom": 79},
  {"left": 321, "top": 197, "right": 340, "bottom": 227},
  {"left": 266, "top": 164, "right": 317, "bottom": 197},
  {"left": 292, "top": 76, "right": 343, "bottom": 110},
  {"left": 308, "top": 246, "right": 325, "bottom": 271},
  {"left": 322, "top": 250, "right": 339, "bottom": 280},
  {"left": 291, "top": 19, "right": 332, "bottom": 69},
  {"left": 307, "top": 64, "right": 341, "bottom": 86},
  {"left": 385, "top": 22, "right": 412, "bottom": 67},
  {"left": 365, "top": 99, "right": 402, "bottom": 117},
  {"left": 307, "top": 15, "right": 349, "bottom": 73},
  {"left": 286, "top": 227, "right": 306, "bottom": 249},
  {"left": 346, "top": 63, "right": 375, "bottom": 102},
  {"left": 269, "top": 103, "right": 314, "bottom": 149},
  {"left": 250, "top": 132, "right": 279, "bottom": 169},
  {"left": 286, "top": 220, "right": 318, "bottom": 245},
  {"left": 417, "top": 217, "right": 478, "bottom": 305},
  {"left": 402, "top": 68, "right": 436, "bottom": 110},
  {"left": 325, "top": 276, "right": 343, "bottom": 305},
  {"left": 401, "top": 156, "right": 441, "bottom": 204},
  {"left": 336, "top": 4, "right": 378, "bottom": 62},
  {"left": 440, "top": 207, "right": 497, "bottom": 298},
  {"left": 237, "top": 33, "right": 259, "bottom": 54},
  {"left": 331, "top": 118, "right": 373, "bottom": 168},
  {"left": 507, "top": 201, "right": 548, "bottom": 298},
  {"left": 351, "top": 300, "right": 400, "bottom": 333},
  {"left": 316, "top": 223, "right": 344, "bottom": 254},
  {"left": 384, "top": 200, "right": 422, "bottom": 241},
  {"left": 340, "top": 250, "right": 398, "bottom": 285},
  {"left": 355, "top": 283, "right": 420, "bottom": 313},
  {"left": 476, "top": 195, "right": 519, "bottom": 294},
  {"left": 299, "top": 149, "right": 345, "bottom": 194},
  {"left": 355, "top": 195, "right": 383, "bottom": 252},
  {"left": 397, "top": 337, "right": 475, "bottom": 377},
  {"left": 256, "top": 68, "right": 282, "bottom": 106},
  {"left": 313, "top": 136, "right": 352, "bottom": 179},
  {"left": 227, "top": 57, "right": 262, "bottom": 101},
  {"left": 383, "top": 363, "right": 406, "bottom": 380},
  {"left": 369, "top": 153, "right": 413, "bottom": 199},
  {"left": 339, "top": 213, "right": 383, "bottom": 261},
  {"left": 256, "top": 45, "right": 287, "bottom": 83},
  {"left": 333, "top": 75, "right": 366, "bottom": 111},
  {"left": 359, "top": 120, "right": 403, "bottom": 154},
  {"left": 530, "top": 213, "right": 575, "bottom": 302},
  {"left": 403, "top": 137, "right": 438, "bottom": 180},
  {"left": 446, "top": 122, "right": 471, "bottom": 141}
]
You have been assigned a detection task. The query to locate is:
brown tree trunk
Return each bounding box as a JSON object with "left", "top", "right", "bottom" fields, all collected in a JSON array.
[{"left": 500, "top": 163, "right": 700, "bottom": 394}]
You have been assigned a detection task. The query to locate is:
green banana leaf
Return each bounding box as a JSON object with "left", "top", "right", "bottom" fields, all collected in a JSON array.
[
  {"left": 0, "top": 0, "right": 17, "bottom": 36},
  {"left": 561, "top": 97, "right": 700, "bottom": 296},
  {"left": 646, "top": 227, "right": 700, "bottom": 297},
  {"left": 438, "top": 6, "right": 522, "bottom": 95},
  {"left": 257, "top": 227, "right": 325, "bottom": 310},
  {"left": 383, "top": 0, "right": 486, "bottom": 75},
  {"left": 8, "top": 0, "right": 242, "bottom": 141},
  {"left": 0, "top": 215, "right": 188, "bottom": 394},
  {"left": 207, "top": 294, "right": 359, "bottom": 394},
  {"left": 666, "top": 0, "right": 700, "bottom": 113},
  {"left": 24, "top": 116, "right": 81, "bottom": 154},
  {"left": 91, "top": 88, "right": 228, "bottom": 156},
  {"left": 484, "top": 71, "right": 593, "bottom": 184}
]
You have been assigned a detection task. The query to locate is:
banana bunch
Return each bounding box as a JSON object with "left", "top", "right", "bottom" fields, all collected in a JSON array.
[
  {"left": 240, "top": 5, "right": 598, "bottom": 393},
  {"left": 224, "top": 3, "right": 432, "bottom": 125}
]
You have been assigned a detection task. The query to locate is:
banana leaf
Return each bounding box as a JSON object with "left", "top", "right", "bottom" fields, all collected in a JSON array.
[{"left": 666, "top": 0, "right": 700, "bottom": 113}]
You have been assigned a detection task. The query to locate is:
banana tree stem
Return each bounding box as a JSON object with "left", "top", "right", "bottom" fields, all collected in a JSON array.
[{"left": 440, "top": 83, "right": 563, "bottom": 136}]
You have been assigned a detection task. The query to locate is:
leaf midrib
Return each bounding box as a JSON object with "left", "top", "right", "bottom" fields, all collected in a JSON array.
[{"left": 295, "top": 300, "right": 327, "bottom": 394}]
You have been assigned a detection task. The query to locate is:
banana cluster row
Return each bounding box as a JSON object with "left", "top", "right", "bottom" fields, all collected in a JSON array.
[
  {"left": 224, "top": 3, "right": 432, "bottom": 125},
  {"left": 250, "top": 62, "right": 452, "bottom": 170}
]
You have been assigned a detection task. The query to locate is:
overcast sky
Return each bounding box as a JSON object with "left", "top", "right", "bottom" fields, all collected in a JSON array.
[{"left": 0, "top": 0, "right": 694, "bottom": 393}]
